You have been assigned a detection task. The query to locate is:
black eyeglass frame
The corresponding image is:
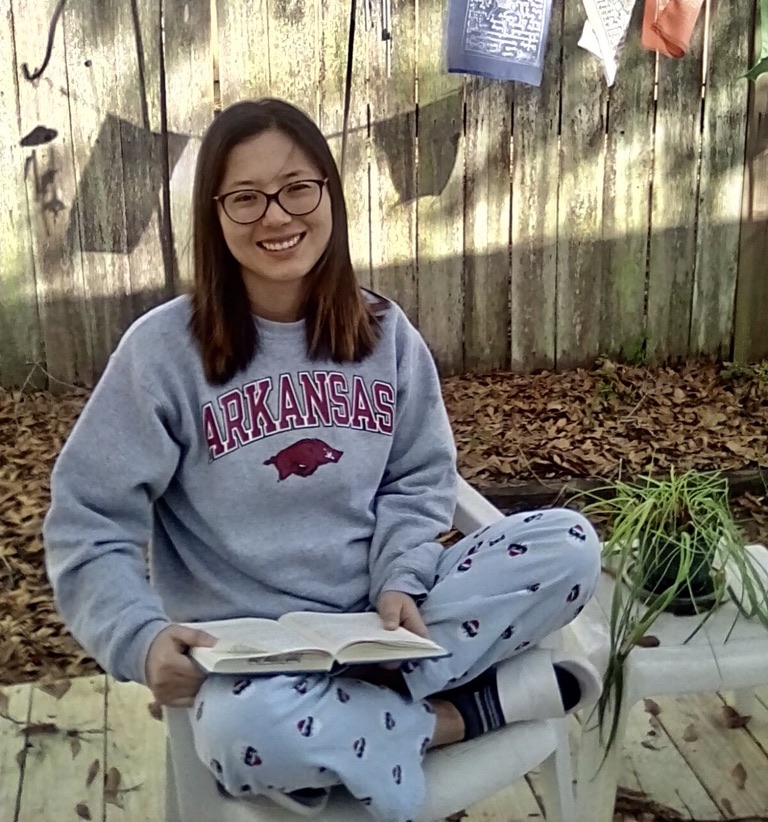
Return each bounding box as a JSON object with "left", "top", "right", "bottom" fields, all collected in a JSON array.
[{"left": 213, "top": 178, "right": 329, "bottom": 225}]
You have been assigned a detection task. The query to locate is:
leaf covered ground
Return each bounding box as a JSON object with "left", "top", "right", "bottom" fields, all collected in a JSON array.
[{"left": 1, "top": 360, "right": 767, "bottom": 686}]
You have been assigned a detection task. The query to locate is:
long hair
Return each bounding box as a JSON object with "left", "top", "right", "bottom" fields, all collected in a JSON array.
[{"left": 189, "top": 98, "right": 382, "bottom": 385}]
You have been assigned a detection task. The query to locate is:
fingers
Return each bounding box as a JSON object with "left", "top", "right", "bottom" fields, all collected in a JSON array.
[
  {"left": 377, "top": 592, "right": 431, "bottom": 638},
  {"left": 379, "top": 605, "right": 402, "bottom": 631},
  {"left": 168, "top": 625, "right": 218, "bottom": 649},
  {"left": 376, "top": 590, "right": 403, "bottom": 630},
  {"left": 402, "top": 606, "right": 430, "bottom": 639},
  {"left": 146, "top": 624, "right": 210, "bottom": 708}
]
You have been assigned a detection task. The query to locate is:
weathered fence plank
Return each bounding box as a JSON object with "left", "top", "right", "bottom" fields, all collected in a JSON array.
[
  {"left": 216, "top": 0, "right": 270, "bottom": 105},
  {"left": 319, "top": 0, "right": 370, "bottom": 286},
  {"left": 119, "top": 0, "right": 176, "bottom": 321},
  {"left": 416, "top": 0, "right": 465, "bottom": 373},
  {"left": 267, "top": 0, "right": 320, "bottom": 119},
  {"left": 734, "top": 3, "right": 768, "bottom": 363},
  {"left": 463, "top": 78, "right": 512, "bottom": 372},
  {"left": 368, "top": 0, "right": 418, "bottom": 323},
  {"left": 14, "top": 0, "right": 92, "bottom": 387},
  {"left": 556, "top": 0, "right": 607, "bottom": 370},
  {"left": 0, "top": 2, "right": 764, "bottom": 388},
  {"left": 0, "top": 4, "right": 42, "bottom": 387},
  {"left": 599, "top": 3, "right": 655, "bottom": 362},
  {"left": 510, "top": 2, "right": 563, "bottom": 373},
  {"left": 646, "top": 18, "right": 706, "bottom": 361},
  {"left": 64, "top": 2, "right": 134, "bottom": 381},
  {"left": 691, "top": 3, "right": 751, "bottom": 358},
  {"left": 163, "top": 0, "right": 212, "bottom": 288}
]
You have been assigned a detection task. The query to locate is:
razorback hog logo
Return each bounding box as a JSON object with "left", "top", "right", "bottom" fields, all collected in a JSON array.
[{"left": 264, "top": 438, "right": 343, "bottom": 480}]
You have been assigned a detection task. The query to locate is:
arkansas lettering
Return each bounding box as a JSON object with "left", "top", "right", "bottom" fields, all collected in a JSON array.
[{"left": 202, "top": 370, "right": 396, "bottom": 460}]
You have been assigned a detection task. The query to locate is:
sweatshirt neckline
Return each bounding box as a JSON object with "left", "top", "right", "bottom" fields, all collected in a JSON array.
[{"left": 254, "top": 314, "right": 306, "bottom": 339}]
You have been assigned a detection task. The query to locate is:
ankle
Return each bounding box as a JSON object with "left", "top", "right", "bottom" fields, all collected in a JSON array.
[
  {"left": 427, "top": 698, "right": 465, "bottom": 748},
  {"left": 553, "top": 664, "right": 581, "bottom": 712}
]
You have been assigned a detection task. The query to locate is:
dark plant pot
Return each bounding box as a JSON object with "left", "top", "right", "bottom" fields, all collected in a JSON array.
[{"left": 624, "top": 534, "right": 723, "bottom": 617}]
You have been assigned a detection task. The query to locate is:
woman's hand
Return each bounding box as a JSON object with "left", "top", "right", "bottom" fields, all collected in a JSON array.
[
  {"left": 144, "top": 624, "right": 217, "bottom": 708},
  {"left": 376, "top": 591, "right": 430, "bottom": 639}
]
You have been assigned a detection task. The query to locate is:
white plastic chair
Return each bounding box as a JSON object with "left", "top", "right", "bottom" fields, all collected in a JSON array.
[
  {"left": 165, "top": 477, "right": 579, "bottom": 821},
  {"left": 564, "top": 544, "right": 768, "bottom": 822}
]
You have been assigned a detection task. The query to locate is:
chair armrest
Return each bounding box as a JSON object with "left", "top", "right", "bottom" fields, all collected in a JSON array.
[{"left": 453, "top": 476, "right": 505, "bottom": 536}]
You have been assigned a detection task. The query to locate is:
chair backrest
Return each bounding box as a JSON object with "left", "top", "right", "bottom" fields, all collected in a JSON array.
[{"left": 453, "top": 476, "right": 506, "bottom": 535}]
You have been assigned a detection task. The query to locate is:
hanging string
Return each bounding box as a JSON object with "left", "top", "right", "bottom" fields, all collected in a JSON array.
[
  {"left": 340, "top": 0, "right": 358, "bottom": 181},
  {"left": 22, "top": 0, "right": 70, "bottom": 82},
  {"left": 381, "top": 0, "right": 391, "bottom": 77}
]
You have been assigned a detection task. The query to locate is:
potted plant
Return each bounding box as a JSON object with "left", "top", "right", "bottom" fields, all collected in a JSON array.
[{"left": 574, "top": 468, "right": 768, "bottom": 757}]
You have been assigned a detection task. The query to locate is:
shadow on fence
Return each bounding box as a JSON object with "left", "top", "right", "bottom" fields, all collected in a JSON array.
[{"left": 1, "top": 215, "right": 767, "bottom": 391}]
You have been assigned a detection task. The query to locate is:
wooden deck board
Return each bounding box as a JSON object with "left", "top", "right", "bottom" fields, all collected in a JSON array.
[
  {"left": 0, "top": 684, "right": 32, "bottom": 820},
  {"left": 6, "top": 677, "right": 768, "bottom": 820},
  {"left": 15, "top": 676, "right": 107, "bottom": 822},
  {"left": 653, "top": 692, "right": 768, "bottom": 818},
  {"left": 620, "top": 699, "right": 723, "bottom": 819},
  {"left": 464, "top": 774, "right": 544, "bottom": 820},
  {"left": 104, "top": 679, "right": 167, "bottom": 822}
]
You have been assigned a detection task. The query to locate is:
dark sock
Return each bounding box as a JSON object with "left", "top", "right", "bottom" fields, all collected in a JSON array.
[
  {"left": 439, "top": 667, "right": 505, "bottom": 741},
  {"left": 442, "top": 664, "right": 583, "bottom": 741},
  {"left": 554, "top": 664, "right": 581, "bottom": 712}
]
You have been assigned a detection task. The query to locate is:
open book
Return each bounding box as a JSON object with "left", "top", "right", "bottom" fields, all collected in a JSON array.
[{"left": 185, "top": 611, "right": 449, "bottom": 675}]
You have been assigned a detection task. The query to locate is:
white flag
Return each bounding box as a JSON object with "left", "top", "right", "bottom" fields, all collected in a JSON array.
[{"left": 579, "top": 0, "right": 638, "bottom": 86}]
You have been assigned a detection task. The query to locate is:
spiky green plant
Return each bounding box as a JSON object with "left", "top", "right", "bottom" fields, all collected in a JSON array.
[{"left": 575, "top": 469, "right": 768, "bottom": 761}]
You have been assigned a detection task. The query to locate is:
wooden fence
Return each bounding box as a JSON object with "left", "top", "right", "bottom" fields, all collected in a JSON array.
[{"left": 0, "top": 0, "right": 766, "bottom": 389}]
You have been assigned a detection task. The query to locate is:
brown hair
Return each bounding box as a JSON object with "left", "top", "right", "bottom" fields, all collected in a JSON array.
[{"left": 189, "top": 98, "right": 382, "bottom": 384}]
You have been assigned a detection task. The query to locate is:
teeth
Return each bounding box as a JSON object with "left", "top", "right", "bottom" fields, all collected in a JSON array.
[{"left": 262, "top": 234, "right": 302, "bottom": 251}]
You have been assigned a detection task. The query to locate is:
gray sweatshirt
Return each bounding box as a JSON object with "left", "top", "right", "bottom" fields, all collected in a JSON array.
[{"left": 43, "top": 294, "right": 457, "bottom": 685}]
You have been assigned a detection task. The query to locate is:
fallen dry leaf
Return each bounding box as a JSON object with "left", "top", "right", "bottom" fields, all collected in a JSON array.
[
  {"left": 75, "top": 803, "right": 91, "bottom": 820},
  {"left": 69, "top": 734, "right": 82, "bottom": 758},
  {"left": 104, "top": 766, "right": 121, "bottom": 791},
  {"left": 21, "top": 722, "right": 58, "bottom": 736},
  {"left": 722, "top": 705, "right": 751, "bottom": 729},
  {"left": 613, "top": 786, "right": 685, "bottom": 819},
  {"left": 39, "top": 680, "right": 71, "bottom": 700},
  {"left": 104, "top": 765, "right": 122, "bottom": 807},
  {"left": 644, "top": 698, "right": 661, "bottom": 717},
  {"left": 636, "top": 635, "right": 661, "bottom": 648},
  {"left": 732, "top": 762, "right": 748, "bottom": 790},
  {"left": 682, "top": 724, "right": 699, "bottom": 742},
  {"left": 85, "top": 759, "right": 100, "bottom": 788}
]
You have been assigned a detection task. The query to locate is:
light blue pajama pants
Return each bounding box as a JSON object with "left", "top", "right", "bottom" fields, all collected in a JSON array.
[{"left": 190, "top": 509, "right": 601, "bottom": 821}]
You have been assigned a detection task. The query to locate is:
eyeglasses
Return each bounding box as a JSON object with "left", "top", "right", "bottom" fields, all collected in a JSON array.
[{"left": 213, "top": 178, "right": 328, "bottom": 225}]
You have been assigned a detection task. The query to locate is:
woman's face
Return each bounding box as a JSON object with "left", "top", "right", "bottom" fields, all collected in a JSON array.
[{"left": 216, "top": 128, "right": 333, "bottom": 294}]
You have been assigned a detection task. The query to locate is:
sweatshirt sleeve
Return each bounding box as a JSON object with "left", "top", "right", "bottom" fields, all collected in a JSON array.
[
  {"left": 368, "top": 319, "right": 458, "bottom": 602},
  {"left": 43, "top": 344, "right": 177, "bottom": 684}
]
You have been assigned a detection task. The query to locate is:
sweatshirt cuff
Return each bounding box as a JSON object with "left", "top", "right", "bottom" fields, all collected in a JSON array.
[
  {"left": 377, "top": 570, "right": 429, "bottom": 601},
  {"left": 120, "top": 618, "right": 172, "bottom": 685}
]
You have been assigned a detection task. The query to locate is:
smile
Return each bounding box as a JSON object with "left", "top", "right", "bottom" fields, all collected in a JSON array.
[{"left": 258, "top": 233, "right": 304, "bottom": 252}]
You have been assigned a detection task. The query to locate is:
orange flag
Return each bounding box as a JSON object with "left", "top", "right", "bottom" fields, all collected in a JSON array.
[{"left": 642, "top": 0, "right": 706, "bottom": 58}]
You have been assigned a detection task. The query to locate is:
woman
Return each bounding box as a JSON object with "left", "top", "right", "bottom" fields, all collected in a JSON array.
[{"left": 44, "top": 99, "right": 601, "bottom": 822}]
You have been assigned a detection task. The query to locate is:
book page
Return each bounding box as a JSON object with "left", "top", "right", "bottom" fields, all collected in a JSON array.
[
  {"left": 184, "top": 618, "right": 322, "bottom": 657},
  {"left": 279, "top": 611, "right": 444, "bottom": 655}
]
